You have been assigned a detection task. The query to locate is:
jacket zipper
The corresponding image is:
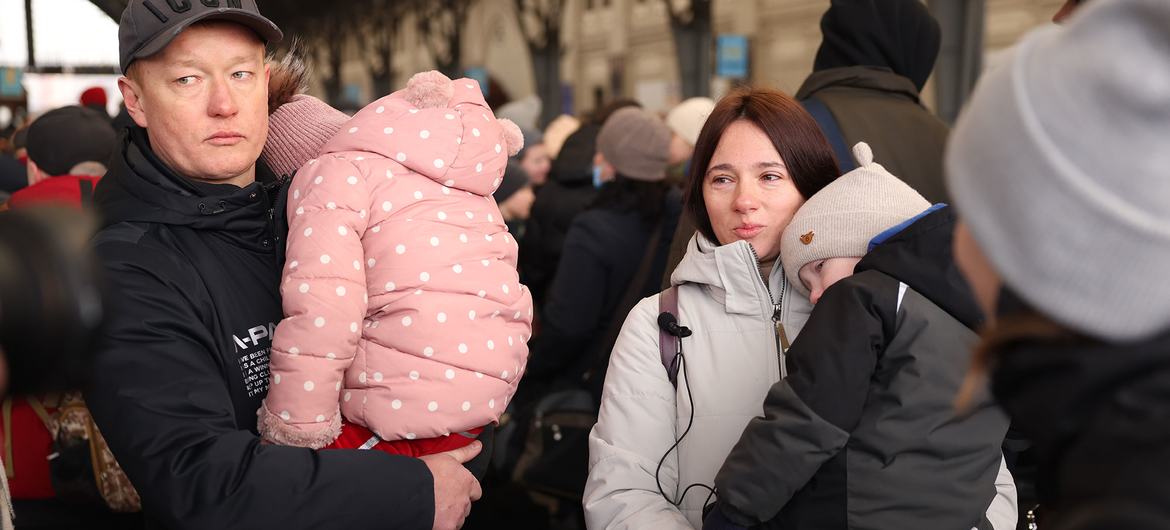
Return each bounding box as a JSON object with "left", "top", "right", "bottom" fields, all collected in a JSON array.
[{"left": 748, "top": 244, "right": 789, "bottom": 379}]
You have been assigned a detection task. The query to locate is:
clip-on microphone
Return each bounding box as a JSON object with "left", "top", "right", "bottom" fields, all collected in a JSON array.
[{"left": 657, "top": 312, "right": 692, "bottom": 338}]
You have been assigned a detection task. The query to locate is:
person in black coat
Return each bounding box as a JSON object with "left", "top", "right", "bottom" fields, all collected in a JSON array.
[
  {"left": 523, "top": 107, "right": 681, "bottom": 395},
  {"left": 947, "top": 2, "right": 1170, "bottom": 527},
  {"left": 518, "top": 99, "right": 641, "bottom": 309}
]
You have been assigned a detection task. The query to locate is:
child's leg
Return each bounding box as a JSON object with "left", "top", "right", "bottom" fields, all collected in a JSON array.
[{"left": 323, "top": 422, "right": 492, "bottom": 480}]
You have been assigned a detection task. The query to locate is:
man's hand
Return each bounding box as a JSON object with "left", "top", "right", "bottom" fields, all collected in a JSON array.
[{"left": 421, "top": 441, "right": 483, "bottom": 530}]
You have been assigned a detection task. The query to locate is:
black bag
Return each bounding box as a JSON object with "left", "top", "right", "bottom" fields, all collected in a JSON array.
[{"left": 511, "top": 218, "right": 668, "bottom": 501}]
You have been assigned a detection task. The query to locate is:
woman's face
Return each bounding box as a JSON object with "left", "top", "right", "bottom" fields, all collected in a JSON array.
[
  {"left": 520, "top": 143, "right": 551, "bottom": 186},
  {"left": 703, "top": 120, "right": 804, "bottom": 265}
]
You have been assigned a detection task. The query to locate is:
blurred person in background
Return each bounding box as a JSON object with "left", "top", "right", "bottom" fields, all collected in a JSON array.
[
  {"left": 515, "top": 126, "right": 551, "bottom": 187},
  {"left": 522, "top": 106, "right": 681, "bottom": 408},
  {"left": 495, "top": 162, "right": 536, "bottom": 238},
  {"left": 0, "top": 206, "right": 104, "bottom": 530},
  {"left": 519, "top": 99, "right": 641, "bottom": 310},
  {"left": 3, "top": 106, "right": 140, "bottom": 529},
  {"left": 661, "top": 97, "right": 716, "bottom": 288},
  {"left": 0, "top": 128, "right": 25, "bottom": 202},
  {"left": 542, "top": 114, "right": 580, "bottom": 163},
  {"left": 665, "top": 97, "right": 716, "bottom": 185},
  {"left": 498, "top": 95, "right": 541, "bottom": 131},
  {"left": 80, "top": 86, "right": 112, "bottom": 122},
  {"left": 7, "top": 106, "right": 116, "bottom": 209},
  {"left": 83, "top": 2, "right": 481, "bottom": 529},
  {"left": 797, "top": 0, "right": 947, "bottom": 202},
  {"left": 947, "top": 1, "right": 1170, "bottom": 527}
]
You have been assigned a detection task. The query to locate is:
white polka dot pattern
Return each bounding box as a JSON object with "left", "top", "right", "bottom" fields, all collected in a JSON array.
[{"left": 267, "top": 103, "right": 534, "bottom": 444}]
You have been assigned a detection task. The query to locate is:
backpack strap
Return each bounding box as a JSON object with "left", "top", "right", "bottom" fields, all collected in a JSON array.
[
  {"left": 801, "top": 96, "right": 856, "bottom": 173},
  {"left": 658, "top": 285, "right": 681, "bottom": 388}
]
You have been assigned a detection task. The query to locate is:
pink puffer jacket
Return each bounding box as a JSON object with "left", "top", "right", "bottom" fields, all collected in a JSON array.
[{"left": 259, "top": 72, "right": 533, "bottom": 448}]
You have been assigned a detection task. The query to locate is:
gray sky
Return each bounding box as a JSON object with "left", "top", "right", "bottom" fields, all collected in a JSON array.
[{"left": 0, "top": 0, "right": 120, "bottom": 68}]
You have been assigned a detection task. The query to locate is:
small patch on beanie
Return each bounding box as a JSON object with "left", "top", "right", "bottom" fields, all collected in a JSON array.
[{"left": 800, "top": 231, "right": 815, "bottom": 245}]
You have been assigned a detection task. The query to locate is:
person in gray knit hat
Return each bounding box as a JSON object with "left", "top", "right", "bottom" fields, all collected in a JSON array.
[
  {"left": 708, "top": 141, "right": 1014, "bottom": 530},
  {"left": 521, "top": 103, "right": 682, "bottom": 417},
  {"left": 593, "top": 106, "right": 672, "bottom": 184},
  {"left": 947, "top": 0, "right": 1170, "bottom": 527}
]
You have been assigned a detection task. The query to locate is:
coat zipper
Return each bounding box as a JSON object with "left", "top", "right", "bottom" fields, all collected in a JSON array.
[{"left": 748, "top": 244, "right": 789, "bottom": 379}]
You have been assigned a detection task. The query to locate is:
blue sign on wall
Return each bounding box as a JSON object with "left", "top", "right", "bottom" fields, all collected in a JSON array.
[
  {"left": 716, "top": 35, "right": 750, "bottom": 79},
  {"left": 0, "top": 68, "right": 24, "bottom": 98},
  {"left": 463, "top": 67, "right": 490, "bottom": 98}
]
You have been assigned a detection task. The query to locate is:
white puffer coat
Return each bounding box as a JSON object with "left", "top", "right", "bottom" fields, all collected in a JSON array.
[{"left": 583, "top": 234, "right": 1017, "bottom": 529}]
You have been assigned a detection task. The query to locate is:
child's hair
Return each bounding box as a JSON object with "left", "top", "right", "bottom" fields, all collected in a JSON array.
[{"left": 954, "top": 307, "right": 1083, "bottom": 411}]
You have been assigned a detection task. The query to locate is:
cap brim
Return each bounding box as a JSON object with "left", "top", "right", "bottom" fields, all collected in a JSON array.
[{"left": 125, "top": 10, "right": 283, "bottom": 73}]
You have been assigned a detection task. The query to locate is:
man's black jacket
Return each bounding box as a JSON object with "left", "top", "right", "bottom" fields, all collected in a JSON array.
[{"left": 84, "top": 127, "right": 433, "bottom": 529}]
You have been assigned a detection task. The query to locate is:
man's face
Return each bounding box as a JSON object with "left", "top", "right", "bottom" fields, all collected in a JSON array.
[{"left": 120, "top": 22, "right": 269, "bottom": 187}]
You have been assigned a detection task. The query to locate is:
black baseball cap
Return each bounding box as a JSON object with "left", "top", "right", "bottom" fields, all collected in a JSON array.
[
  {"left": 118, "top": 0, "right": 283, "bottom": 74},
  {"left": 26, "top": 106, "right": 118, "bottom": 177}
]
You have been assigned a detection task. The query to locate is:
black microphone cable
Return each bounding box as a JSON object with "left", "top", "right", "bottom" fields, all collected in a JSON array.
[{"left": 654, "top": 335, "right": 719, "bottom": 512}]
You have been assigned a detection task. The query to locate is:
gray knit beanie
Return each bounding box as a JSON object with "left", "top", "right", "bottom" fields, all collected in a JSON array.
[
  {"left": 945, "top": 0, "right": 1170, "bottom": 342},
  {"left": 596, "top": 107, "right": 671, "bottom": 182},
  {"left": 783, "top": 142, "right": 930, "bottom": 297}
]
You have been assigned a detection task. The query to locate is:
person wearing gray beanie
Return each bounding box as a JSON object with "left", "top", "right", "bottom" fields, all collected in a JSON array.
[
  {"left": 947, "top": 0, "right": 1170, "bottom": 526},
  {"left": 594, "top": 106, "right": 671, "bottom": 183},
  {"left": 708, "top": 142, "right": 1014, "bottom": 530}
]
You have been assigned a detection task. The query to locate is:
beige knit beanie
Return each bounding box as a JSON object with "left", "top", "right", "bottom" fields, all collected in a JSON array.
[{"left": 782, "top": 142, "right": 931, "bottom": 296}]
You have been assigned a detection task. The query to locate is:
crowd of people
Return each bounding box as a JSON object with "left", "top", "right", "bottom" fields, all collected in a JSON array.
[{"left": 2, "top": 0, "right": 1167, "bottom": 529}]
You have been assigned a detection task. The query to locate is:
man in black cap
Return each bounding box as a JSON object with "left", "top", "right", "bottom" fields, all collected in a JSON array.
[
  {"left": 85, "top": 2, "right": 481, "bottom": 529},
  {"left": 6, "top": 105, "right": 115, "bottom": 208}
]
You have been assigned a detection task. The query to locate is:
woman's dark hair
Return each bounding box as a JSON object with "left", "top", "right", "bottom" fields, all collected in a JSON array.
[
  {"left": 590, "top": 176, "right": 670, "bottom": 224},
  {"left": 684, "top": 87, "right": 840, "bottom": 245}
]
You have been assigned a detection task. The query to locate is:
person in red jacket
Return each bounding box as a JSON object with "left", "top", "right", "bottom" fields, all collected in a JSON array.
[{"left": 7, "top": 105, "right": 116, "bottom": 209}]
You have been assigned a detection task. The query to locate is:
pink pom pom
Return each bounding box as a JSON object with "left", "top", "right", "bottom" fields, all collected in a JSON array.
[
  {"left": 405, "top": 70, "right": 454, "bottom": 109},
  {"left": 499, "top": 119, "right": 524, "bottom": 157}
]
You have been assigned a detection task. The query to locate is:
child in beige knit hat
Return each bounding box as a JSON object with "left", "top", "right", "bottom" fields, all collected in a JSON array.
[
  {"left": 708, "top": 141, "right": 1016, "bottom": 530},
  {"left": 780, "top": 141, "right": 931, "bottom": 304}
]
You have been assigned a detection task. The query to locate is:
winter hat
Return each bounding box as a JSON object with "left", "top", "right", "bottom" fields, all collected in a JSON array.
[
  {"left": 493, "top": 161, "right": 530, "bottom": 202},
  {"left": 666, "top": 97, "right": 715, "bottom": 147},
  {"left": 542, "top": 114, "right": 580, "bottom": 159},
  {"left": 497, "top": 95, "right": 542, "bottom": 131},
  {"left": 814, "top": 0, "right": 941, "bottom": 91},
  {"left": 515, "top": 127, "right": 543, "bottom": 160},
  {"left": 79, "top": 87, "right": 108, "bottom": 109},
  {"left": 596, "top": 107, "right": 671, "bottom": 182},
  {"left": 25, "top": 106, "right": 118, "bottom": 176},
  {"left": 319, "top": 70, "right": 523, "bottom": 197},
  {"left": 783, "top": 142, "right": 929, "bottom": 296},
  {"left": 946, "top": 0, "right": 1170, "bottom": 342},
  {"left": 261, "top": 94, "right": 350, "bottom": 178}
]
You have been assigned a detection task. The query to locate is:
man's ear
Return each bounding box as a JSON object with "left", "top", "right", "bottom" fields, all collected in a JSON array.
[
  {"left": 118, "top": 75, "right": 149, "bottom": 129},
  {"left": 26, "top": 158, "right": 46, "bottom": 186}
]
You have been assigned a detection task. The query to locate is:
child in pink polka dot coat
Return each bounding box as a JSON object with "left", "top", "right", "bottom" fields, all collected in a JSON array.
[{"left": 258, "top": 71, "right": 534, "bottom": 455}]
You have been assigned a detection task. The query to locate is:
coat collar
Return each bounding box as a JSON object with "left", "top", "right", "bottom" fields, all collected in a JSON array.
[{"left": 671, "top": 233, "right": 776, "bottom": 316}]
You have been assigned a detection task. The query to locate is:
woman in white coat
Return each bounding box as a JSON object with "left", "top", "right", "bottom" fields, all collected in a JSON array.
[{"left": 582, "top": 87, "right": 1018, "bottom": 529}]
